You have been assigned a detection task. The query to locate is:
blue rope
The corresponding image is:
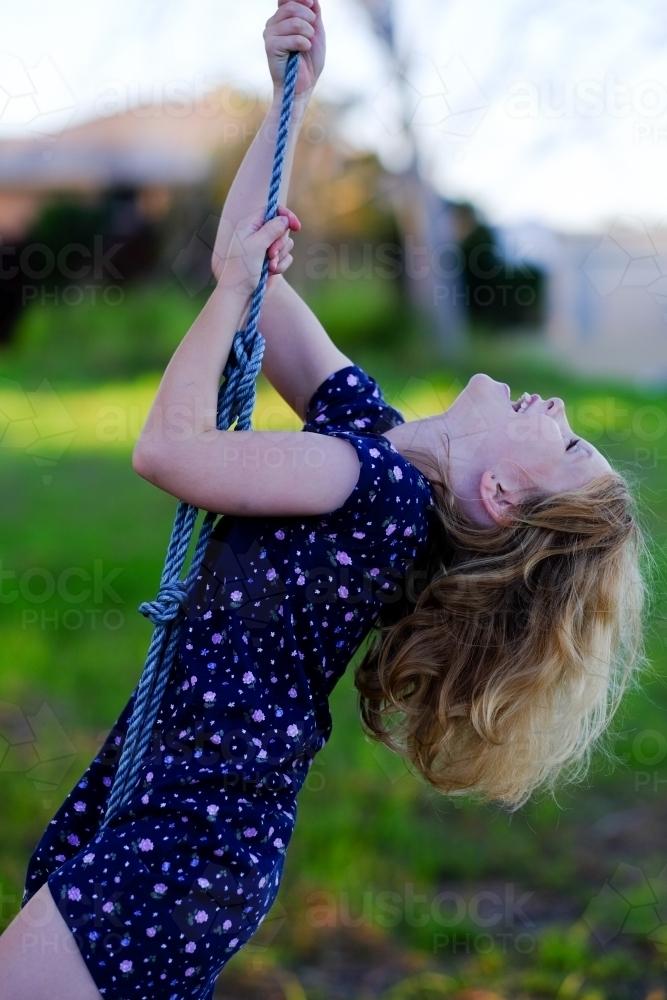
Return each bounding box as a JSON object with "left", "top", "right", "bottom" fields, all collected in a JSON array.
[{"left": 102, "top": 51, "right": 300, "bottom": 827}]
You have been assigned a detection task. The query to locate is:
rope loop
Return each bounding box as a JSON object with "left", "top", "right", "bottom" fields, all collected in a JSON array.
[{"left": 139, "top": 581, "right": 190, "bottom": 626}]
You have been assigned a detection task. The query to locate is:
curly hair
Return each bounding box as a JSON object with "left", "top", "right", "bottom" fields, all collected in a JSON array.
[{"left": 355, "top": 472, "right": 645, "bottom": 808}]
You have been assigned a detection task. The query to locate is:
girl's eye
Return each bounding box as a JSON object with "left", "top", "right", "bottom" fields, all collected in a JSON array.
[{"left": 566, "top": 438, "right": 579, "bottom": 452}]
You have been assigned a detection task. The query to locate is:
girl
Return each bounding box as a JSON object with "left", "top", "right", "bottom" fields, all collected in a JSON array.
[{"left": 1, "top": 1, "right": 644, "bottom": 997}]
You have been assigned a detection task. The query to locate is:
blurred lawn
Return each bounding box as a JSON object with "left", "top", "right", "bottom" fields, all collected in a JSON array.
[{"left": 1, "top": 284, "right": 667, "bottom": 998}]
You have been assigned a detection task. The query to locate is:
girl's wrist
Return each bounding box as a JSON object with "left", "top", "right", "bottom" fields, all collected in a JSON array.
[
  {"left": 213, "top": 278, "right": 251, "bottom": 323},
  {"left": 272, "top": 84, "right": 314, "bottom": 111}
]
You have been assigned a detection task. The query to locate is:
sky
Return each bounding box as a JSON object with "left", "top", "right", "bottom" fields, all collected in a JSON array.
[{"left": 1, "top": 0, "right": 667, "bottom": 233}]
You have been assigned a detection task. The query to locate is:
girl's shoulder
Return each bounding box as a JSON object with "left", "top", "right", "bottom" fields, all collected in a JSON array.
[
  {"left": 303, "top": 365, "right": 404, "bottom": 436},
  {"left": 303, "top": 365, "right": 435, "bottom": 540}
]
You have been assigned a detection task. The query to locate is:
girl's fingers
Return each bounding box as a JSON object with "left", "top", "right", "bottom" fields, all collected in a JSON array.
[
  {"left": 272, "top": 253, "right": 293, "bottom": 275},
  {"left": 272, "top": 18, "right": 315, "bottom": 38},
  {"left": 277, "top": 206, "right": 301, "bottom": 231},
  {"left": 271, "top": 33, "right": 312, "bottom": 52},
  {"left": 269, "top": 237, "right": 294, "bottom": 265},
  {"left": 276, "top": 0, "right": 315, "bottom": 18},
  {"left": 270, "top": 5, "right": 316, "bottom": 30}
]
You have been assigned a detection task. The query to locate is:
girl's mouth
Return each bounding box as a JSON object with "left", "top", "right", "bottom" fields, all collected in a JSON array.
[{"left": 512, "top": 392, "right": 539, "bottom": 413}]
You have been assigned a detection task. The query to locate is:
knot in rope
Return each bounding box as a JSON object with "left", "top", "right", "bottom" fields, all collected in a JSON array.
[{"left": 139, "top": 581, "right": 189, "bottom": 626}]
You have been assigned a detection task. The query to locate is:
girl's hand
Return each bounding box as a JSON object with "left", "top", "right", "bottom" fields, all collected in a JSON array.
[
  {"left": 264, "top": 0, "right": 326, "bottom": 97},
  {"left": 217, "top": 206, "right": 301, "bottom": 299}
]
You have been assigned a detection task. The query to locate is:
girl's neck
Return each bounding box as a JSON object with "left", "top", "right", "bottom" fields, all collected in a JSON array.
[{"left": 383, "top": 415, "right": 489, "bottom": 525}]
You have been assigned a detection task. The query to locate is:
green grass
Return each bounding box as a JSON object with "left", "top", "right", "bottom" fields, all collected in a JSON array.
[{"left": 1, "top": 285, "right": 667, "bottom": 997}]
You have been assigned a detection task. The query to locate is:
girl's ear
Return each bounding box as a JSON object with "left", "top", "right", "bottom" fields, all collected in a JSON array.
[{"left": 480, "top": 470, "right": 514, "bottom": 524}]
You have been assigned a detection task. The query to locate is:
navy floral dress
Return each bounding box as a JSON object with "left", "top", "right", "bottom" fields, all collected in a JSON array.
[{"left": 23, "top": 365, "right": 434, "bottom": 1000}]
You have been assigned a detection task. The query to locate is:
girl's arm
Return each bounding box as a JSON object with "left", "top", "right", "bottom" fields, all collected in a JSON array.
[
  {"left": 211, "top": 0, "right": 351, "bottom": 418},
  {"left": 133, "top": 212, "right": 361, "bottom": 517}
]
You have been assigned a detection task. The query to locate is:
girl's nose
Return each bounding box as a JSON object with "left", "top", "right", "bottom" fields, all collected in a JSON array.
[{"left": 546, "top": 397, "right": 565, "bottom": 415}]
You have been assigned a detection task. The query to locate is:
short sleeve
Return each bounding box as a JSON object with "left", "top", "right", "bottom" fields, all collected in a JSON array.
[
  {"left": 323, "top": 430, "right": 433, "bottom": 534},
  {"left": 303, "top": 365, "right": 405, "bottom": 435}
]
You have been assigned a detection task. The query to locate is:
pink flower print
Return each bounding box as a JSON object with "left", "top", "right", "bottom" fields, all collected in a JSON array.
[
  {"left": 353, "top": 531, "right": 365, "bottom": 539},
  {"left": 315, "top": 413, "right": 326, "bottom": 422},
  {"left": 138, "top": 838, "right": 153, "bottom": 852},
  {"left": 82, "top": 853, "right": 95, "bottom": 864},
  {"left": 185, "top": 643, "right": 193, "bottom": 650},
  {"left": 252, "top": 710, "right": 265, "bottom": 722},
  {"left": 345, "top": 612, "right": 354, "bottom": 621},
  {"left": 288, "top": 687, "right": 297, "bottom": 698},
  {"left": 346, "top": 374, "right": 358, "bottom": 386},
  {"left": 369, "top": 448, "right": 380, "bottom": 458},
  {"left": 102, "top": 776, "right": 111, "bottom": 787},
  {"left": 259, "top": 877, "right": 266, "bottom": 889},
  {"left": 353, "top": 418, "right": 367, "bottom": 428},
  {"left": 336, "top": 551, "right": 352, "bottom": 565},
  {"left": 67, "top": 887, "right": 81, "bottom": 901},
  {"left": 198, "top": 878, "right": 211, "bottom": 889},
  {"left": 120, "top": 960, "right": 133, "bottom": 973},
  {"left": 266, "top": 568, "right": 277, "bottom": 581},
  {"left": 203, "top": 610, "right": 212, "bottom": 619},
  {"left": 146, "top": 927, "right": 156, "bottom": 937},
  {"left": 370, "top": 568, "right": 379, "bottom": 577},
  {"left": 195, "top": 910, "right": 208, "bottom": 924},
  {"left": 146, "top": 772, "right": 153, "bottom": 782},
  {"left": 393, "top": 465, "right": 403, "bottom": 480},
  {"left": 185, "top": 941, "right": 196, "bottom": 953},
  {"left": 102, "top": 901, "right": 115, "bottom": 913},
  {"left": 73, "top": 800, "right": 86, "bottom": 812},
  {"left": 230, "top": 590, "right": 243, "bottom": 602},
  {"left": 182, "top": 680, "right": 190, "bottom": 691},
  {"left": 67, "top": 834, "right": 80, "bottom": 846},
  {"left": 229, "top": 938, "right": 239, "bottom": 948},
  {"left": 404, "top": 526, "right": 413, "bottom": 536},
  {"left": 203, "top": 691, "right": 216, "bottom": 704},
  {"left": 190, "top": 675, "right": 198, "bottom": 685},
  {"left": 297, "top": 574, "right": 305, "bottom": 586},
  {"left": 55, "top": 854, "right": 66, "bottom": 862},
  {"left": 206, "top": 804, "right": 219, "bottom": 816},
  {"left": 243, "top": 827, "right": 257, "bottom": 838},
  {"left": 211, "top": 733, "right": 221, "bottom": 744},
  {"left": 223, "top": 919, "right": 232, "bottom": 930},
  {"left": 185, "top": 967, "right": 195, "bottom": 977},
  {"left": 385, "top": 523, "right": 397, "bottom": 536},
  {"left": 287, "top": 724, "right": 299, "bottom": 738},
  {"left": 242, "top": 671, "right": 254, "bottom": 684},
  {"left": 275, "top": 529, "right": 285, "bottom": 540},
  {"left": 274, "top": 838, "right": 284, "bottom": 848},
  {"left": 211, "top": 633, "right": 223, "bottom": 644},
  {"left": 338, "top": 586, "right": 348, "bottom": 599},
  {"left": 153, "top": 883, "right": 168, "bottom": 895},
  {"left": 141, "top": 794, "right": 149, "bottom": 804}
]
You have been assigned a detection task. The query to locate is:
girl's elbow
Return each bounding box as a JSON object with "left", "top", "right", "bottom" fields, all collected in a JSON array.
[{"left": 132, "top": 439, "right": 163, "bottom": 483}]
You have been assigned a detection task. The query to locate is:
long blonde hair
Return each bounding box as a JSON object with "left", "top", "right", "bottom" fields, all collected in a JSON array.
[{"left": 355, "top": 473, "right": 645, "bottom": 808}]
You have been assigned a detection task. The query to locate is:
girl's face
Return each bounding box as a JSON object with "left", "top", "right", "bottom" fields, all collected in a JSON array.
[{"left": 453, "top": 374, "right": 611, "bottom": 496}]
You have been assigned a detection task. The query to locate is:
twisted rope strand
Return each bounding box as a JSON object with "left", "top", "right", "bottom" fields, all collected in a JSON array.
[{"left": 101, "top": 51, "right": 300, "bottom": 827}]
